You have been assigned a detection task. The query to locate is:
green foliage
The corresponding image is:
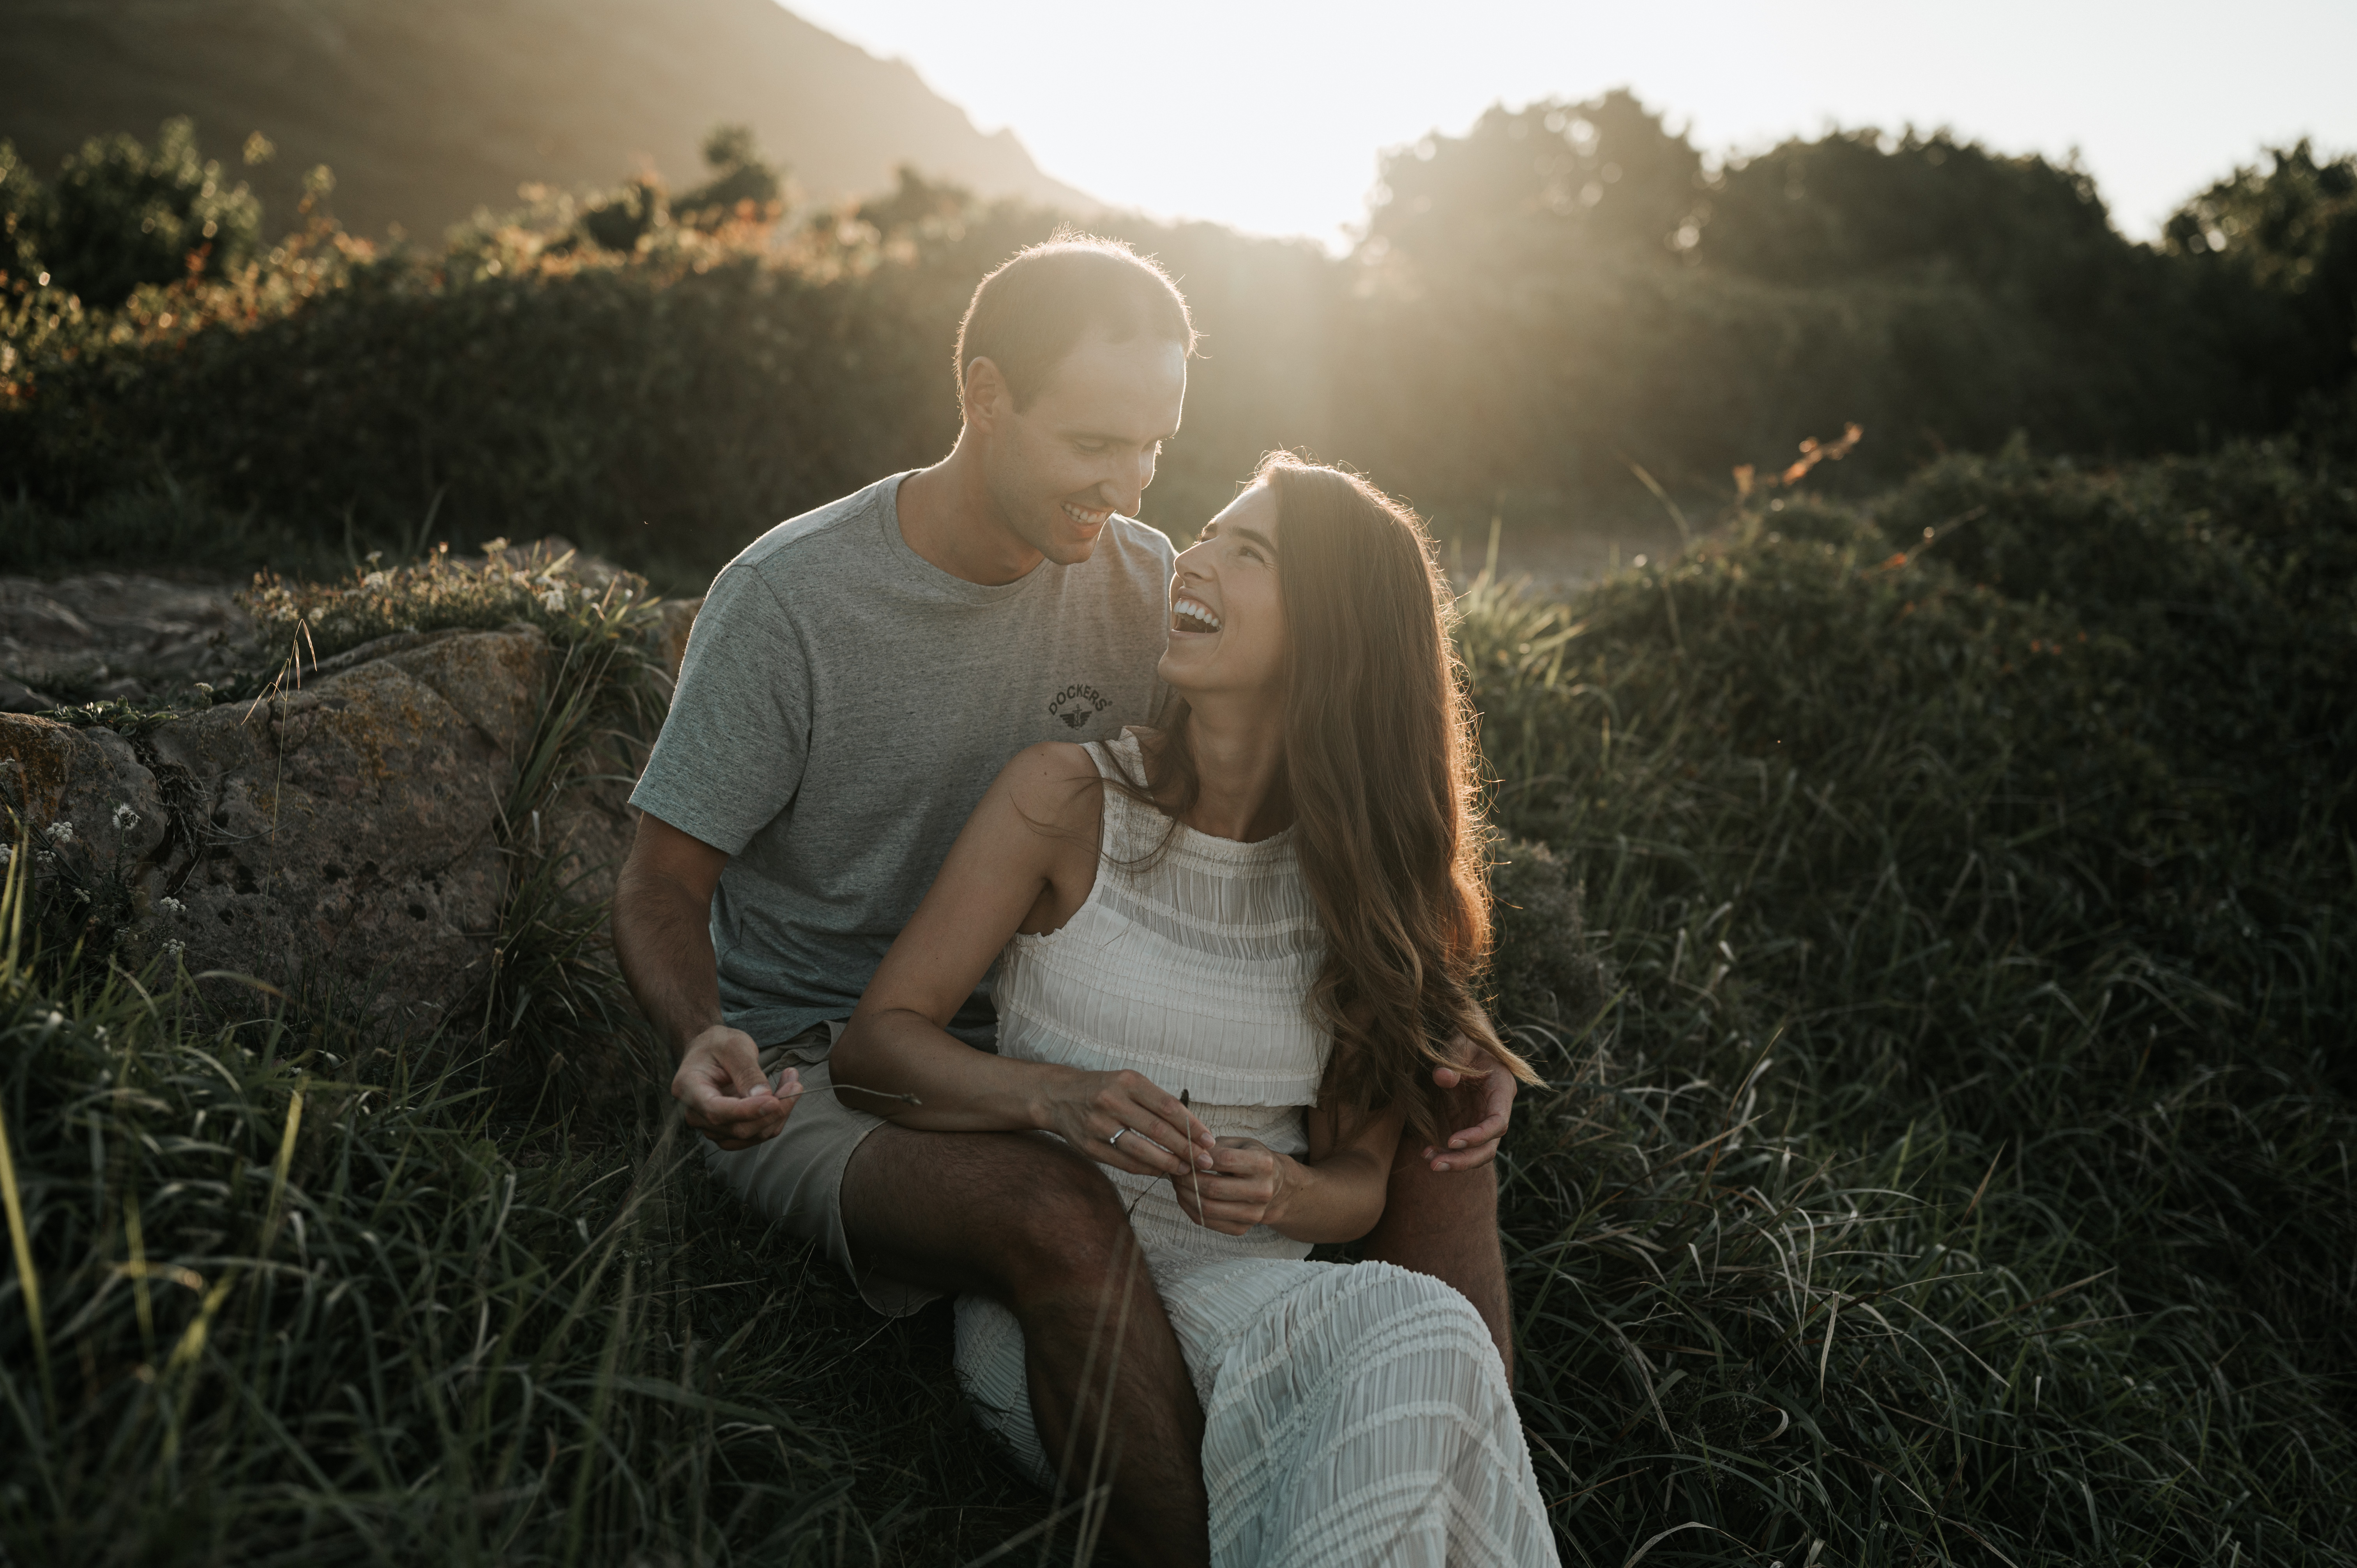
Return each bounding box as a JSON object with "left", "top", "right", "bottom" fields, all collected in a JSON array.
[
  {"left": 1706, "top": 129, "right": 2118, "bottom": 296},
  {"left": 579, "top": 176, "right": 666, "bottom": 254},
  {"left": 571, "top": 128, "right": 787, "bottom": 256},
  {"left": 0, "top": 476, "right": 301, "bottom": 577},
  {"left": 1487, "top": 838, "right": 1613, "bottom": 1033},
  {"left": 240, "top": 537, "right": 643, "bottom": 665},
  {"left": 670, "top": 124, "right": 787, "bottom": 230},
  {"left": 1462, "top": 427, "right": 2357, "bottom": 1562},
  {"left": 0, "top": 161, "right": 1334, "bottom": 587},
  {"left": 1366, "top": 90, "right": 1707, "bottom": 269},
  {"left": 2165, "top": 141, "right": 2357, "bottom": 409},
  {"left": 0, "top": 141, "right": 48, "bottom": 282},
  {"left": 4, "top": 118, "right": 261, "bottom": 309},
  {"left": 0, "top": 964, "right": 888, "bottom": 1563},
  {"left": 4, "top": 105, "right": 2349, "bottom": 588},
  {"left": 1338, "top": 97, "right": 2315, "bottom": 526},
  {"left": 7, "top": 424, "right": 2348, "bottom": 1564}
]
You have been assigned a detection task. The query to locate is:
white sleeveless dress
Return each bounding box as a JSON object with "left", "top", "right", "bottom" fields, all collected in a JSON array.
[{"left": 954, "top": 733, "right": 1558, "bottom": 1568}]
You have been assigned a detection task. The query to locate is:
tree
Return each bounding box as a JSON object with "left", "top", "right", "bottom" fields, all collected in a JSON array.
[
  {"left": 1363, "top": 88, "right": 1705, "bottom": 278},
  {"left": 2166, "top": 141, "right": 2357, "bottom": 403}
]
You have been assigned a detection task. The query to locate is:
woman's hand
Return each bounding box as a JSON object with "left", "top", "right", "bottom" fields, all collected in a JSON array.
[
  {"left": 1171, "top": 1136, "right": 1300, "bottom": 1235},
  {"left": 1038, "top": 1068, "right": 1216, "bottom": 1180}
]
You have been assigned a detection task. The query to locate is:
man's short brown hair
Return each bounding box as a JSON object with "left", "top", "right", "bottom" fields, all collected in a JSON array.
[{"left": 955, "top": 231, "right": 1198, "bottom": 411}]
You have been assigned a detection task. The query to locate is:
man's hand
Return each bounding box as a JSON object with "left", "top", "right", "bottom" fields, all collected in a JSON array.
[
  {"left": 1422, "top": 1032, "right": 1520, "bottom": 1173},
  {"left": 674, "top": 1023, "right": 796, "bottom": 1150}
]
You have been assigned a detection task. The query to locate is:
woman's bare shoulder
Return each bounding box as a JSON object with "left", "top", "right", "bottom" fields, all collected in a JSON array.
[{"left": 994, "top": 742, "right": 1107, "bottom": 833}]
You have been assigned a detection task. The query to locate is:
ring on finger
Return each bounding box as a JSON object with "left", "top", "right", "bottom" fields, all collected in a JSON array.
[{"left": 1108, "top": 1127, "right": 1131, "bottom": 1150}]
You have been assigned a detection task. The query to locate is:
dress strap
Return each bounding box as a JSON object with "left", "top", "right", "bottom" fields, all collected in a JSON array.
[{"left": 1083, "top": 731, "right": 1160, "bottom": 865}]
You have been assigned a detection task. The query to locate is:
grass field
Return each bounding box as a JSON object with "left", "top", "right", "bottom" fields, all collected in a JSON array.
[{"left": 4, "top": 421, "right": 2354, "bottom": 1565}]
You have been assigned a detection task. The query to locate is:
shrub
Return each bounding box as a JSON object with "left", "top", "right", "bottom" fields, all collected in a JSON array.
[
  {"left": 3, "top": 118, "right": 262, "bottom": 309},
  {"left": 1465, "top": 427, "right": 2357, "bottom": 1562},
  {"left": 4, "top": 108, "right": 2350, "bottom": 588}
]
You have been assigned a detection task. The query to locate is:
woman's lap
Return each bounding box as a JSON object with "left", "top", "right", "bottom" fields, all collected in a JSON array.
[{"left": 956, "top": 1255, "right": 1553, "bottom": 1566}]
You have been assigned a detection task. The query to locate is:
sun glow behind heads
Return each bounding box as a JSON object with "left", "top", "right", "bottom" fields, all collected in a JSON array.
[{"left": 785, "top": 0, "right": 2355, "bottom": 248}]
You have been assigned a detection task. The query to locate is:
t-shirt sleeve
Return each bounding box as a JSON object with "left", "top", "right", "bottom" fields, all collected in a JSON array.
[{"left": 628, "top": 562, "right": 811, "bottom": 856}]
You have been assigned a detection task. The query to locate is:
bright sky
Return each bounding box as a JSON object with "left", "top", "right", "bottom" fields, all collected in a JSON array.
[{"left": 787, "top": 0, "right": 2357, "bottom": 249}]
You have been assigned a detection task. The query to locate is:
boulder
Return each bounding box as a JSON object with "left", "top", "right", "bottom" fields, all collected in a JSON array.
[
  {"left": 2, "top": 549, "right": 702, "bottom": 1027},
  {"left": 2, "top": 626, "right": 571, "bottom": 1024}
]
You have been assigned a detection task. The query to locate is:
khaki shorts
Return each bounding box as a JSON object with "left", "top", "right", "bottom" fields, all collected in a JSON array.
[{"left": 700, "top": 1021, "right": 942, "bottom": 1317}]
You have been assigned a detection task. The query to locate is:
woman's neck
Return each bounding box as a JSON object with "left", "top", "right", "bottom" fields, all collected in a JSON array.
[{"left": 1165, "top": 690, "right": 1290, "bottom": 842}]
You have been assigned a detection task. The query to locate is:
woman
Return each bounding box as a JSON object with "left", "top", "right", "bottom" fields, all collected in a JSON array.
[{"left": 831, "top": 454, "right": 1558, "bottom": 1566}]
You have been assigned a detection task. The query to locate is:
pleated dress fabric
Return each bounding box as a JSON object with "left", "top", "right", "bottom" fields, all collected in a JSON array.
[{"left": 955, "top": 731, "right": 1559, "bottom": 1568}]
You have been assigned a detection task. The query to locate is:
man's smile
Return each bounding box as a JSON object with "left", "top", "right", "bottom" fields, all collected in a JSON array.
[{"left": 1062, "top": 501, "right": 1113, "bottom": 530}]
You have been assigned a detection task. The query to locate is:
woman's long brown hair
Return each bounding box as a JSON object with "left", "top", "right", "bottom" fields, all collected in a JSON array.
[{"left": 1131, "top": 452, "right": 1541, "bottom": 1141}]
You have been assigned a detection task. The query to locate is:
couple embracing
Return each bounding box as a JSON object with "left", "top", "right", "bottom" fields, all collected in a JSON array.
[{"left": 614, "top": 235, "right": 1560, "bottom": 1567}]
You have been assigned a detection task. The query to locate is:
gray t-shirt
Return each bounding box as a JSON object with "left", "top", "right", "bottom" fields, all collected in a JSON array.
[{"left": 630, "top": 472, "right": 1175, "bottom": 1049}]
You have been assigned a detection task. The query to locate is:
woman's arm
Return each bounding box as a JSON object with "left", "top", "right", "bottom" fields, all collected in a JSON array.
[
  {"left": 1172, "top": 1096, "right": 1408, "bottom": 1244},
  {"left": 830, "top": 742, "right": 1214, "bottom": 1180}
]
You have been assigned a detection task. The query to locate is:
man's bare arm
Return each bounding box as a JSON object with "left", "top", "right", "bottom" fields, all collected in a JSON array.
[
  {"left": 612, "top": 812, "right": 795, "bottom": 1148},
  {"left": 1421, "top": 1026, "right": 1523, "bottom": 1172}
]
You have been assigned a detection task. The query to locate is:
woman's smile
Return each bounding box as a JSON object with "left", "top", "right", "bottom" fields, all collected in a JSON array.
[{"left": 1170, "top": 592, "right": 1222, "bottom": 635}]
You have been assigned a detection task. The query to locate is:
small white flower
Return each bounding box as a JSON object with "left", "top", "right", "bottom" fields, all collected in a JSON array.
[
  {"left": 162, "top": 939, "right": 186, "bottom": 961},
  {"left": 44, "top": 819, "right": 74, "bottom": 844},
  {"left": 362, "top": 570, "right": 391, "bottom": 590},
  {"left": 541, "top": 586, "right": 567, "bottom": 613},
  {"left": 36, "top": 851, "right": 54, "bottom": 870},
  {"left": 113, "top": 803, "right": 141, "bottom": 831},
  {"left": 0, "top": 844, "right": 11, "bottom": 866},
  {"left": 159, "top": 895, "right": 188, "bottom": 917}
]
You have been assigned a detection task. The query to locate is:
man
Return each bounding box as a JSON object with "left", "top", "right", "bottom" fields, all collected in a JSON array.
[{"left": 612, "top": 234, "right": 1519, "bottom": 1568}]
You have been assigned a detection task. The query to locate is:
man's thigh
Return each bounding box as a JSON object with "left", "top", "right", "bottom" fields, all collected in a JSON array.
[{"left": 839, "top": 1122, "right": 1131, "bottom": 1303}]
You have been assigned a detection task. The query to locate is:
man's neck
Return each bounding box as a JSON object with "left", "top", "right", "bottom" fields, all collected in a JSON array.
[
  {"left": 1170, "top": 693, "right": 1290, "bottom": 843},
  {"left": 896, "top": 439, "right": 1042, "bottom": 587}
]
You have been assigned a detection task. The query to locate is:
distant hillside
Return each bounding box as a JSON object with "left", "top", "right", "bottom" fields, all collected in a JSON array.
[{"left": 3, "top": 0, "right": 1093, "bottom": 240}]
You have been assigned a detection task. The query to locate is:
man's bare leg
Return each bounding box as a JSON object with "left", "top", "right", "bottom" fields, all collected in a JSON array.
[
  {"left": 841, "top": 1123, "right": 1208, "bottom": 1568},
  {"left": 1358, "top": 1144, "right": 1512, "bottom": 1383}
]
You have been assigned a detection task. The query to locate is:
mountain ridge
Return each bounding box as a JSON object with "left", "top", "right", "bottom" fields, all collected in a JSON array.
[{"left": 4, "top": 0, "right": 1094, "bottom": 239}]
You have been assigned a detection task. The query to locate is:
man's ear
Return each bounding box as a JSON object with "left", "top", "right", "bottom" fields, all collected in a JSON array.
[{"left": 962, "top": 356, "right": 1012, "bottom": 431}]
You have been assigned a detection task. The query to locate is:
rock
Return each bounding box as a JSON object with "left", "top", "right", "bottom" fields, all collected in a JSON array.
[
  {"left": 1, "top": 676, "right": 60, "bottom": 714},
  {"left": 0, "top": 572, "right": 258, "bottom": 705},
  {"left": 0, "top": 563, "right": 700, "bottom": 1028},
  {"left": 0, "top": 720, "right": 170, "bottom": 868},
  {"left": 4, "top": 627, "right": 552, "bottom": 1023}
]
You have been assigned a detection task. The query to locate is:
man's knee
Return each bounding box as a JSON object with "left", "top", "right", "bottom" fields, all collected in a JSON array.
[{"left": 998, "top": 1153, "right": 1137, "bottom": 1282}]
